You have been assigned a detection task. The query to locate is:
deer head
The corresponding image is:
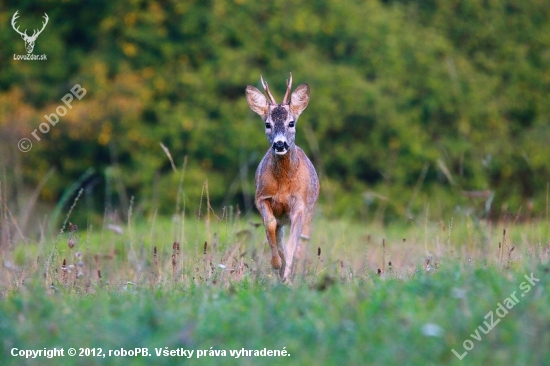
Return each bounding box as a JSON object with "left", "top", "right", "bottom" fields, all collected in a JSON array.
[
  {"left": 11, "top": 11, "right": 49, "bottom": 54},
  {"left": 246, "top": 73, "right": 310, "bottom": 155}
]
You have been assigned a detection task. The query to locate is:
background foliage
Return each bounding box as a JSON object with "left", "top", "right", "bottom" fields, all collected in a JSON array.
[{"left": 1, "top": 0, "right": 549, "bottom": 226}]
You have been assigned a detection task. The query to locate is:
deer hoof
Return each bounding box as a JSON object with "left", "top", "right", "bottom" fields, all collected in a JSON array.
[{"left": 271, "top": 255, "right": 282, "bottom": 269}]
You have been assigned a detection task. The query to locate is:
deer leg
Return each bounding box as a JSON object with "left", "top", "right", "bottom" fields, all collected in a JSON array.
[
  {"left": 276, "top": 225, "right": 286, "bottom": 278},
  {"left": 294, "top": 209, "right": 314, "bottom": 275},
  {"left": 296, "top": 210, "right": 313, "bottom": 259},
  {"left": 258, "top": 201, "right": 281, "bottom": 269},
  {"left": 283, "top": 208, "right": 305, "bottom": 280}
]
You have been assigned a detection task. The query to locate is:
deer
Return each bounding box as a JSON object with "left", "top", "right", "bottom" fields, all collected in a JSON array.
[
  {"left": 11, "top": 11, "right": 49, "bottom": 54},
  {"left": 245, "top": 73, "right": 320, "bottom": 281}
]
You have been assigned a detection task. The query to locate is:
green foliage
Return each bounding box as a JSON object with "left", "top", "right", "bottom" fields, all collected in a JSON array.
[{"left": 1, "top": 0, "right": 549, "bottom": 223}]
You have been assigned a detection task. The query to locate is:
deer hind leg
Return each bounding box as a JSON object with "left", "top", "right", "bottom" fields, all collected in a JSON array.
[
  {"left": 296, "top": 209, "right": 314, "bottom": 259},
  {"left": 294, "top": 210, "right": 313, "bottom": 276}
]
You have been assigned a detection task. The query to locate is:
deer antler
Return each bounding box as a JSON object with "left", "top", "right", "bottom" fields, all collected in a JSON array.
[
  {"left": 11, "top": 11, "right": 48, "bottom": 40},
  {"left": 282, "top": 72, "right": 293, "bottom": 105},
  {"left": 31, "top": 13, "right": 49, "bottom": 39},
  {"left": 11, "top": 11, "right": 28, "bottom": 37},
  {"left": 260, "top": 75, "right": 277, "bottom": 105}
]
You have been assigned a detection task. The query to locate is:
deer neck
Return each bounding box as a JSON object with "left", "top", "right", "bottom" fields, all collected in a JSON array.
[{"left": 269, "top": 145, "right": 299, "bottom": 180}]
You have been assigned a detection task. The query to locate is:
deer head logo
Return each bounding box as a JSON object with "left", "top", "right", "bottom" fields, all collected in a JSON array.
[{"left": 11, "top": 11, "right": 49, "bottom": 54}]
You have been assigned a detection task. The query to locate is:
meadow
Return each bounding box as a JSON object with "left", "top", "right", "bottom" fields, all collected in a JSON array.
[{"left": 1, "top": 197, "right": 549, "bottom": 366}]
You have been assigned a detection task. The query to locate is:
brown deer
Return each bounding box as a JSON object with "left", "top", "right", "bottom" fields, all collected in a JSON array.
[{"left": 245, "top": 73, "right": 320, "bottom": 281}]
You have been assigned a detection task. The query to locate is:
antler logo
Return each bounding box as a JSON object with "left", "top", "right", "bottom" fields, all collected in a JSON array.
[{"left": 11, "top": 11, "right": 49, "bottom": 54}]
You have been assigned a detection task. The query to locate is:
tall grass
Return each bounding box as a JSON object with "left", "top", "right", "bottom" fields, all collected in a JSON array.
[
  {"left": 1, "top": 185, "right": 548, "bottom": 294},
  {"left": 0, "top": 179, "right": 549, "bottom": 365}
]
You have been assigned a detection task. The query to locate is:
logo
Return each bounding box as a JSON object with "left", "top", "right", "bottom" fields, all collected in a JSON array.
[{"left": 11, "top": 10, "right": 48, "bottom": 60}]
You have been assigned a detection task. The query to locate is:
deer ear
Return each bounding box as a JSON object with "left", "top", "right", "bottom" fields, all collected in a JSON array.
[
  {"left": 246, "top": 86, "right": 269, "bottom": 119},
  {"left": 290, "top": 83, "right": 310, "bottom": 116}
]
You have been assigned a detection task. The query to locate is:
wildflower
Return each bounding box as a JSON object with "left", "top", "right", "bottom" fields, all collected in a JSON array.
[
  {"left": 422, "top": 323, "right": 443, "bottom": 337},
  {"left": 68, "top": 236, "right": 76, "bottom": 249}
]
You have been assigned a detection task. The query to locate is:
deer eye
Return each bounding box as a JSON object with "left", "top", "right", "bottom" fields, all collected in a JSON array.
[
  {"left": 288, "top": 121, "right": 295, "bottom": 128},
  {"left": 265, "top": 123, "right": 271, "bottom": 129}
]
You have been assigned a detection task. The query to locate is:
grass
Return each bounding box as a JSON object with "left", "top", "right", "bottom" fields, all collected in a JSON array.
[{"left": 1, "top": 205, "right": 549, "bottom": 365}]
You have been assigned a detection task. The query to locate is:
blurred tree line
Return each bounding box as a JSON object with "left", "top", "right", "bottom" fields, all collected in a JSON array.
[{"left": 0, "top": 0, "right": 549, "bottom": 224}]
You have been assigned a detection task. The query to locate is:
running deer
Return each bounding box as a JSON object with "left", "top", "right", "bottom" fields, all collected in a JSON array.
[{"left": 245, "top": 73, "right": 320, "bottom": 280}]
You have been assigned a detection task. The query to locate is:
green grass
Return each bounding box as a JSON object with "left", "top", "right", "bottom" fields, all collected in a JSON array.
[{"left": 1, "top": 213, "right": 549, "bottom": 365}]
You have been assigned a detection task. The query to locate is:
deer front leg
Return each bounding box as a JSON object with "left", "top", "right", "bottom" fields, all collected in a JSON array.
[{"left": 258, "top": 200, "right": 282, "bottom": 270}]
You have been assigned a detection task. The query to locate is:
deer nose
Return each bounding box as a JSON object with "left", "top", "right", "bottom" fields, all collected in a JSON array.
[{"left": 272, "top": 140, "right": 289, "bottom": 154}]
